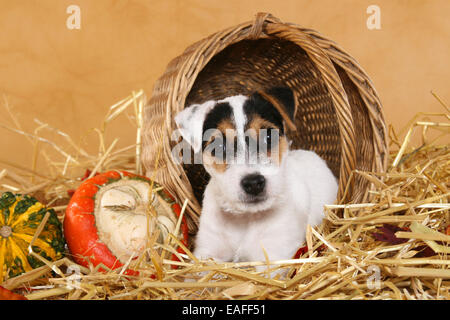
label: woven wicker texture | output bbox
[142,13,387,233]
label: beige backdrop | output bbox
[0,0,449,173]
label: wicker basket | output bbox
[142,13,388,233]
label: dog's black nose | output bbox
[241,174,266,196]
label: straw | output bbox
[0,91,448,300]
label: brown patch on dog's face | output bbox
[203,119,236,174]
[264,133,288,166]
[217,119,234,133]
[245,114,289,166]
[203,153,228,173]
[275,136,289,165]
[246,115,273,133]
[201,102,236,174]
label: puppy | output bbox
[175,87,338,266]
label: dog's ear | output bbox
[258,87,297,131]
[174,100,216,153]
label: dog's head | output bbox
[175,87,296,214]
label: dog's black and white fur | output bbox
[175,87,338,267]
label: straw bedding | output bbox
[0,90,448,300]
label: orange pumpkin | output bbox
[64,170,188,275]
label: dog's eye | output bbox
[210,139,226,158]
[262,128,279,150]
[220,142,226,155]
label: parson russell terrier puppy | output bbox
[174,87,338,268]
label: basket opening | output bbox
[183,38,342,205]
